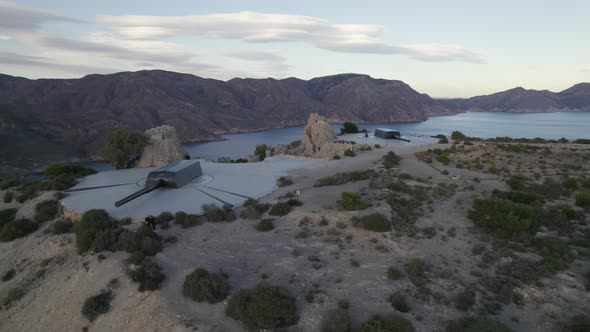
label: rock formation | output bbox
[272,113,370,159]
[137,125,187,167]
[299,113,337,156]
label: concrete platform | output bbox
[61,157,318,219]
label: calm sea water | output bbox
[184,112,590,160]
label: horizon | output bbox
[1,0,589,98]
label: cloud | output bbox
[15,32,217,74]
[224,50,290,75]
[403,44,486,63]
[0,51,112,73]
[99,11,485,63]
[0,0,83,32]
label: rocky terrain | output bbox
[439,83,590,113]
[1,69,588,172]
[0,71,447,170]
[137,125,187,168]
[1,138,589,331]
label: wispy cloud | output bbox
[224,50,290,76]
[0,0,83,32]
[0,1,485,80]
[99,11,486,63]
[0,51,112,73]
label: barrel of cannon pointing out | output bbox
[114,180,163,207]
[113,160,203,207]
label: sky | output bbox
[0,0,588,97]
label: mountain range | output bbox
[0,70,588,171]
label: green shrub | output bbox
[2,269,16,282]
[277,176,294,187]
[81,290,113,322]
[38,174,77,191]
[468,197,535,233]
[434,134,449,144]
[507,175,527,191]
[287,198,302,206]
[404,259,428,287]
[382,151,402,169]
[255,219,274,232]
[533,237,573,273]
[2,287,26,307]
[559,314,590,332]
[340,122,359,134]
[387,266,403,280]
[3,191,13,203]
[156,211,174,224]
[352,213,391,232]
[320,307,350,332]
[226,283,299,331]
[354,313,415,332]
[103,128,147,169]
[344,149,355,157]
[436,153,450,164]
[116,225,162,256]
[0,219,38,242]
[0,178,27,190]
[128,258,165,291]
[575,192,590,208]
[182,268,229,303]
[254,144,268,161]
[51,219,73,234]
[338,192,368,211]
[454,290,476,311]
[174,212,202,228]
[451,131,466,141]
[388,292,410,312]
[269,202,292,216]
[0,208,17,227]
[314,170,377,187]
[16,186,38,203]
[503,191,539,205]
[202,204,236,222]
[563,177,579,190]
[34,200,60,223]
[44,164,96,178]
[445,316,513,332]
[74,209,115,254]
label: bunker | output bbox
[145,160,203,188]
[374,128,410,142]
[114,160,203,207]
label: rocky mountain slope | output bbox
[439,83,590,113]
[0,71,447,169]
[0,69,588,170]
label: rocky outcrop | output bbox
[137,125,187,167]
[273,113,370,159]
[298,113,337,156]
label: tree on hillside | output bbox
[340,122,359,135]
[451,131,467,141]
[103,128,147,169]
[254,144,268,161]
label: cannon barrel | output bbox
[394,137,411,142]
[114,179,163,207]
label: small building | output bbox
[374,128,402,139]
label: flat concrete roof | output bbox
[61,157,318,219]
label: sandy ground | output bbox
[1,142,589,331]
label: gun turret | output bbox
[113,160,203,207]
